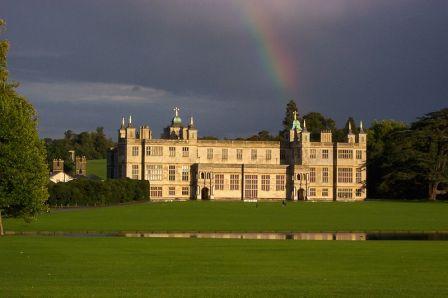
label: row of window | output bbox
[132,164,190,181]
[207,148,272,161]
[337,188,363,198]
[132,146,274,161]
[299,168,362,184]
[307,188,363,198]
[134,146,364,161]
[213,174,286,193]
[150,186,190,198]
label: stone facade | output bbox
[107,109,367,201]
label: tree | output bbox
[246,130,277,141]
[366,120,408,198]
[302,112,337,141]
[408,109,448,200]
[279,99,298,140]
[0,20,48,235]
[377,109,448,200]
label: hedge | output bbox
[47,178,149,207]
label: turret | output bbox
[52,159,64,174]
[358,121,367,145]
[118,116,126,139]
[187,116,198,142]
[301,119,310,143]
[126,115,136,139]
[165,107,184,139]
[347,122,356,144]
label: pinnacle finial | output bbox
[348,121,352,132]
[190,116,194,126]
[129,115,132,127]
[360,121,364,132]
[293,110,297,120]
[303,119,306,129]
[121,116,125,127]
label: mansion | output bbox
[107,108,366,201]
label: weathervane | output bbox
[173,107,180,117]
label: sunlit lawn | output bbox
[5,201,448,233]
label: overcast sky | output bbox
[3,0,448,139]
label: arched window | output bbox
[297,174,301,180]
[200,172,205,179]
[206,172,211,179]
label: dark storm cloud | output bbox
[2,0,448,139]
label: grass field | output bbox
[86,159,106,180]
[0,237,447,297]
[5,201,448,232]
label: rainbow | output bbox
[238,1,298,97]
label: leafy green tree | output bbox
[246,130,277,141]
[302,112,337,141]
[0,20,48,235]
[366,120,408,198]
[403,109,448,200]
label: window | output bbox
[169,165,176,181]
[310,149,316,159]
[148,146,163,156]
[237,149,243,160]
[338,150,353,159]
[182,166,189,181]
[132,165,139,179]
[261,175,270,191]
[169,147,176,157]
[132,146,139,156]
[338,168,353,183]
[356,189,362,197]
[150,186,162,198]
[276,175,285,191]
[322,168,329,183]
[251,149,257,160]
[182,187,189,196]
[356,150,362,160]
[266,149,272,161]
[244,175,258,199]
[338,188,353,199]
[309,168,316,183]
[230,174,239,190]
[322,188,329,197]
[322,149,329,159]
[356,168,362,183]
[309,188,316,197]
[222,148,228,161]
[182,147,189,157]
[207,148,213,160]
[169,187,175,196]
[146,164,162,181]
[215,174,224,190]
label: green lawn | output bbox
[5,201,448,233]
[0,237,447,297]
[87,159,106,179]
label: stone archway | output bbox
[201,187,210,200]
[297,188,305,201]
